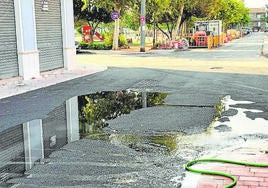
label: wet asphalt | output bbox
[2,32,268,187]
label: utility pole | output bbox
[140,0,146,52]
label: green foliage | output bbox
[79,41,89,49]
[104,32,113,46]
[73,0,113,43]
[78,41,112,50]
[150,134,178,152]
[214,98,225,118]
[79,91,168,133]
[119,34,129,46]
[75,26,83,35]
[147,93,168,107]
[121,11,140,30]
[206,0,249,28]
[88,42,112,50]
[74,19,88,29]
[103,32,129,47]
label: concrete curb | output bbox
[0,63,107,99]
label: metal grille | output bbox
[0,125,25,183]
[130,79,160,91]
[42,103,67,158]
[0,0,19,79]
[35,0,64,72]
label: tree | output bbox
[73,0,112,43]
[207,0,249,30]
[79,91,168,134]
[96,0,137,50]
[144,0,209,40]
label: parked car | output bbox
[252,26,260,32]
[242,27,251,35]
[75,41,81,53]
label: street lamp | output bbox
[140,0,146,52]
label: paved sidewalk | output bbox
[0,62,107,99]
[195,145,268,188]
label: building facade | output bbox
[249,8,267,30]
[0,0,78,184]
[0,0,76,80]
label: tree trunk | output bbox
[172,3,184,40]
[90,27,95,43]
[113,18,120,50]
[112,2,121,50]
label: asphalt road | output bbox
[3,32,268,187]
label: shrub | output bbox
[79,41,89,49]
[88,42,112,50]
[104,32,113,46]
[119,34,128,47]
[103,32,129,48]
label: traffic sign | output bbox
[111,11,120,20]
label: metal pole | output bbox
[142,92,147,108]
[140,0,146,52]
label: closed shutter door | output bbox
[42,103,67,158]
[0,125,25,183]
[0,0,19,79]
[35,0,64,72]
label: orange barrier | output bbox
[184,34,225,49]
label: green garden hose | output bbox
[185,151,268,188]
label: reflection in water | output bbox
[78,91,184,155]
[1,91,266,187]
[0,91,168,186]
[0,97,79,187]
[79,91,168,137]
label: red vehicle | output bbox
[194,31,208,46]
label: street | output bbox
[2,32,268,187]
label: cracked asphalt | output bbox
[2,32,268,187]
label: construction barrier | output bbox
[184,34,226,49]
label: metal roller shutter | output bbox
[42,103,67,158]
[0,0,19,79]
[35,0,64,72]
[0,125,25,184]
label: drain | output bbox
[210,67,223,70]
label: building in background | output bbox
[0,0,76,80]
[248,7,267,31]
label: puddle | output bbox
[0,90,168,187]
[2,92,267,187]
[109,133,183,155]
[79,90,168,137]
[79,91,181,155]
[214,95,268,135]
[179,95,268,187]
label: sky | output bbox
[244,0,268,8]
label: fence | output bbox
[183,34,226,49]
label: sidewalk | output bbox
[0,62,107,99]
[192,143,268,188]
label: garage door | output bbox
[0,125,25,183]
[0,0,19,79]
[42,103,68,158]
[35,0,64,72]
